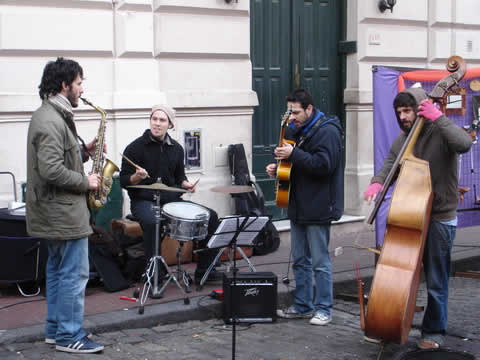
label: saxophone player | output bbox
[26,57,104,354]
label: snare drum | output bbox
[162,202,210,242]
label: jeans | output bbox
[422,220,455,336]
[131,199,219,274]
[290,222,332,315]
[45,237,89,345]
[131,199,163,261]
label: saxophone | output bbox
[81,97,120,209]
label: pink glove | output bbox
[364,182,382,201]
[417,100,442,122]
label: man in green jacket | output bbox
[364,87,472,348]
[26,57,104,354]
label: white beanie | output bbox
[151,104,175,129]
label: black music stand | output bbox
[203,215,269,360]
[197,216,266,289]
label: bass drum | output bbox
[162,202,210,242]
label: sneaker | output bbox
[309,312,331,326]
[45,333,93,345]
[417,335,444,349]
[56,336,104,353]
[276,305,313,319]
[363,335,382,344]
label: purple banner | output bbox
[372,65,480,246]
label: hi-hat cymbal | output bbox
[210,185,254,194]
[128,183,187,193]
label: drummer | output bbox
[119,104,222,286]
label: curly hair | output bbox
[38,57,83,100]
[286,88,315,110]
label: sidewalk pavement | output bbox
[1,218,479,351]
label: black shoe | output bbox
[194,269,223,285]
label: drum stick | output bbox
[354,243,381,255]
[192,178,200,190]
[120,153,150,178]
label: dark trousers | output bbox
[130,199,219,275]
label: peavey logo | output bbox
[244,287,260,297]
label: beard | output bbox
[65,87,78,108]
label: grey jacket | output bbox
[372,87,472,221]
[26,100,92,240]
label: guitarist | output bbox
[266,88,344,326]
[364,88,472,348]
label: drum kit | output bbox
[128,181,254,313]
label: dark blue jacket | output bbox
[287,109,344,224]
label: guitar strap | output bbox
[296,114,332,148]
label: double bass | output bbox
[363,56,467,344]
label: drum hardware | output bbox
[210,185,254,194]
[135,182,191,314]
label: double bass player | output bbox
[364,87,472,349]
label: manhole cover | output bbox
[395,349,475,360]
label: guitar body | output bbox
[275,158,292,208]
[275,108,294,208]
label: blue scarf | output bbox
[288,108,324,136]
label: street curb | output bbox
[1,255,479,346]
[0,277,373,346]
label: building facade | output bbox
[1,0,479,218]
[345,0,480,216]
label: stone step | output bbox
[274,214,372,240]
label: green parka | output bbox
[26,100,92,240]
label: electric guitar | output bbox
[275,106,295,208]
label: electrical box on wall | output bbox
[184,130,201,170]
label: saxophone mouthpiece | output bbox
[80,97,90,106]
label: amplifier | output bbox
[222,271,277,324]
[0,209,47,283]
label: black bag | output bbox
[88,225,130,292]
[89,243,130,292]
[227,144,280,256]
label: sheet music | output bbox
[207,216,269,249]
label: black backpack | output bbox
[227,144,280,256]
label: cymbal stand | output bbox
[138,189,166,313]
[156,241,191,304]
[175,241,192,293]
[150,189,190,304]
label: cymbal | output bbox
[210,185,254,194]
[128,183,187,193]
